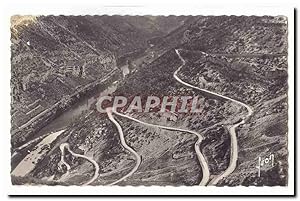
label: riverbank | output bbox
[11,69,121,149]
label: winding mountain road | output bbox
[209,121,244,185]
[56,48,252,186]
[174,49,253,185]
[106,107,142,185]
[174,49,253,117]
[59,143,100,186]
[108,107,210,186]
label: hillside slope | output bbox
[11,15,288,186]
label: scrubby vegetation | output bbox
[11,16,288,186]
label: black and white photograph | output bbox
[1,1,296,196]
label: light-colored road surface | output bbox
[26,48,252,186]
[109,107,210,186]
[106,107,142,185]
[59,143,100,186]
[174,49,253,185]
[174,49,253,117]
[209,121,244,185]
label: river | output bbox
[11,81,119,173]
